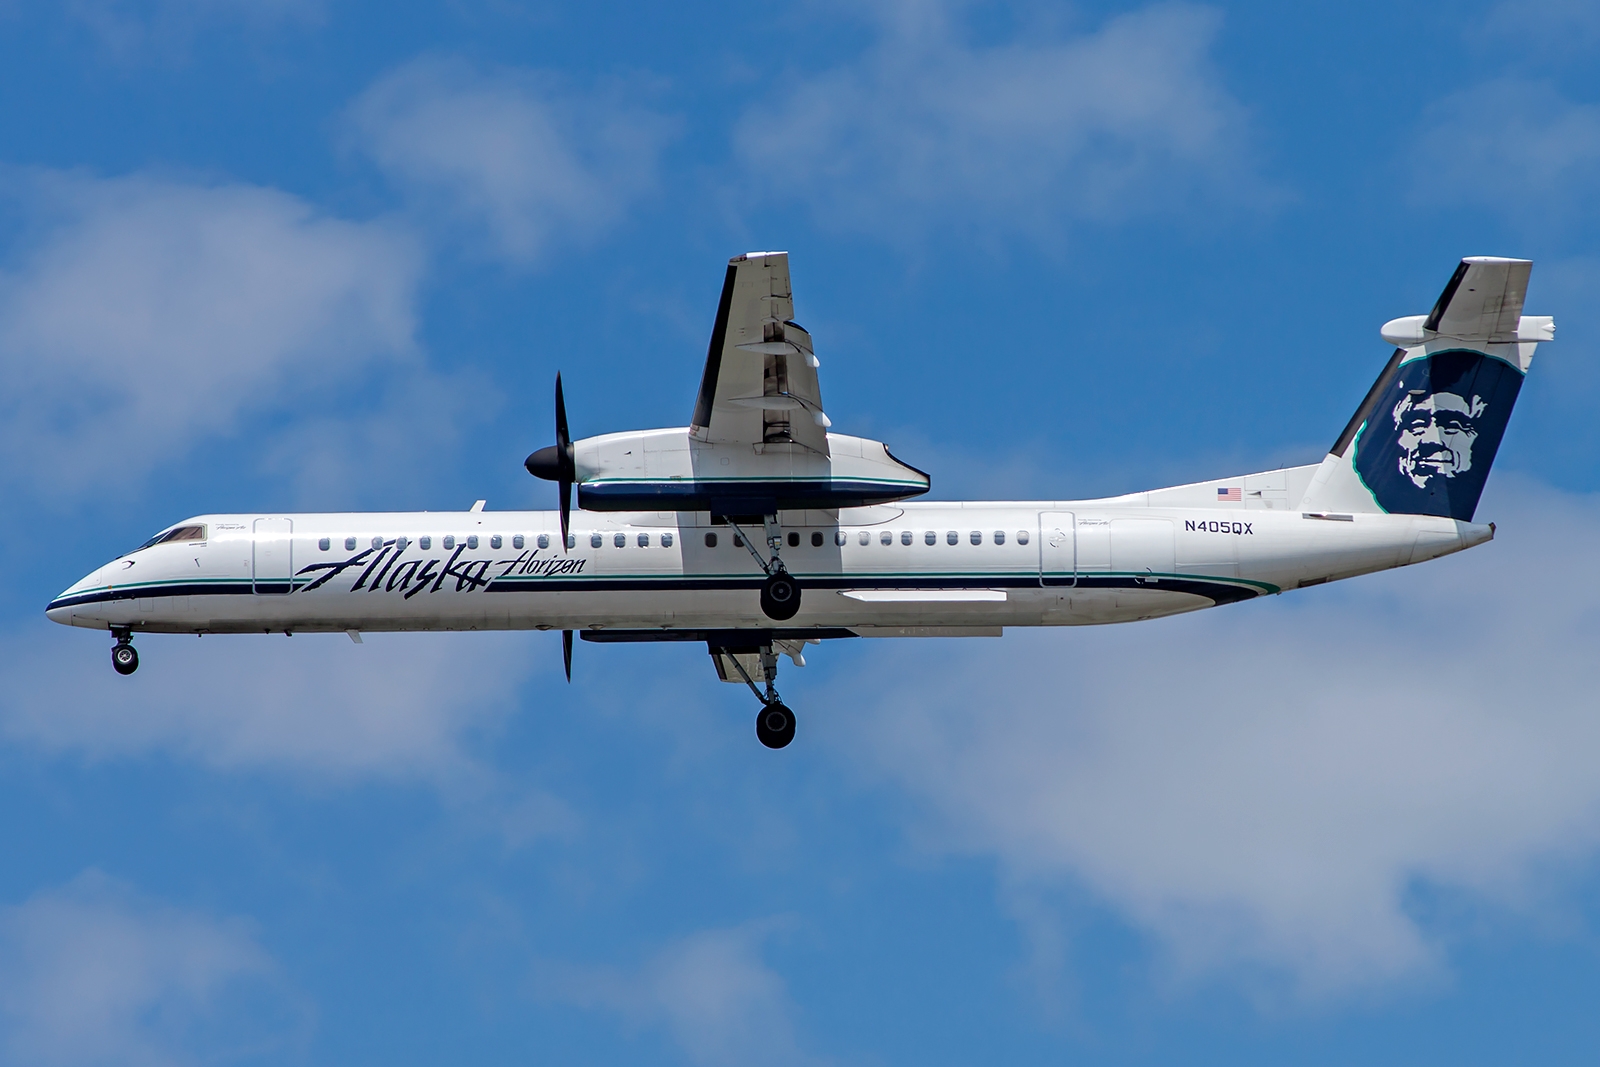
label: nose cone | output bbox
[46,565,107,627]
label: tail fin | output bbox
[1298,257,1554,521]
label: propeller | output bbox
[524,372,576,550]
[562,629,573,683]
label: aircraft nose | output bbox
[45,565,105,627]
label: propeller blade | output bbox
[562,629,573,683]
[554,372,570,457]
[559,478,571,551]
[555,373,574,551]
[527,373,577,550]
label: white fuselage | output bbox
[46,487,1492,638]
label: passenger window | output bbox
[396,536,409,551]
[901,531,912,546]
[637,533,649,547]
[371,536,383,550]
[947,531,958,545]
[970,531,982,545]
[345,536,357,551]
[881,531,893,545]
[444,535,456,549]
[318,537,330,552]
[513,534,525,550]
[813,532,825,547]
[835,531,847,546]
[491,534,502,549]
[468,535,479,550]
[860,531,871,546]
[1017,530,1030,545]
[733,535,744,547]
[420,536,431,550]
[662,532,674,548]
[591,533,603,548]
[705,532,718,548]
[994,530,1005,545]
[613,532,626,548]
[925,531,936,546]
[536,534,548,549]
[787,532,800,548]
[566,534,575,549]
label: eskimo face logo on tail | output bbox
[1353,349,1523,521]
[1394,389,1486,487]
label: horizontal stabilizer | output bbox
[1393,257,1532,343]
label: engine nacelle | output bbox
[563,427,929,515]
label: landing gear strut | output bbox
[727,514,802,621]
[110,628,138,676]
[720,643,797,749]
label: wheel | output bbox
[759,572,801,621]
[755,702,796,749]
[111,644,139,676]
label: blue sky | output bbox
[2,1,1600,1063]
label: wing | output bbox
[690,252,830,455]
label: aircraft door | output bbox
[1038,511,1076,587]
[252,517,293,594]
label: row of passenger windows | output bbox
[317,533,567,552]
[316,529,1033,552]
[699,529,1031,548]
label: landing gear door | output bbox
[253,517,293,594]
[1038,511,1076,587]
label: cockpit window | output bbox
[136,524,207,550]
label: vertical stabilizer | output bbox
[1298,257,1553,521]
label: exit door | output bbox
[1038,511,1076,587]
[253,517,293,594]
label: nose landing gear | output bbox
[110,628,138,675]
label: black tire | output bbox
[759,572,801,621]
[755,702,796,749]
[111,644,139,676]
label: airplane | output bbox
[47,253,1553,749]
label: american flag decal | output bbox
[1218,487,1242,501]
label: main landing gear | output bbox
[110,628,138,676]
[719,643,797,749]
[727,515,802,622]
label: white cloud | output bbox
[0,871,299,1066]
[346,57,676,263]
[833,478,1600,998]
[734,2,1261,237]
[535,923,817,1067]
[1414,78,1600,219]
[0,171,423,497]
[0,626,544,786]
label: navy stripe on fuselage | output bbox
[48,572,1269,613]
[47,582,256,611]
